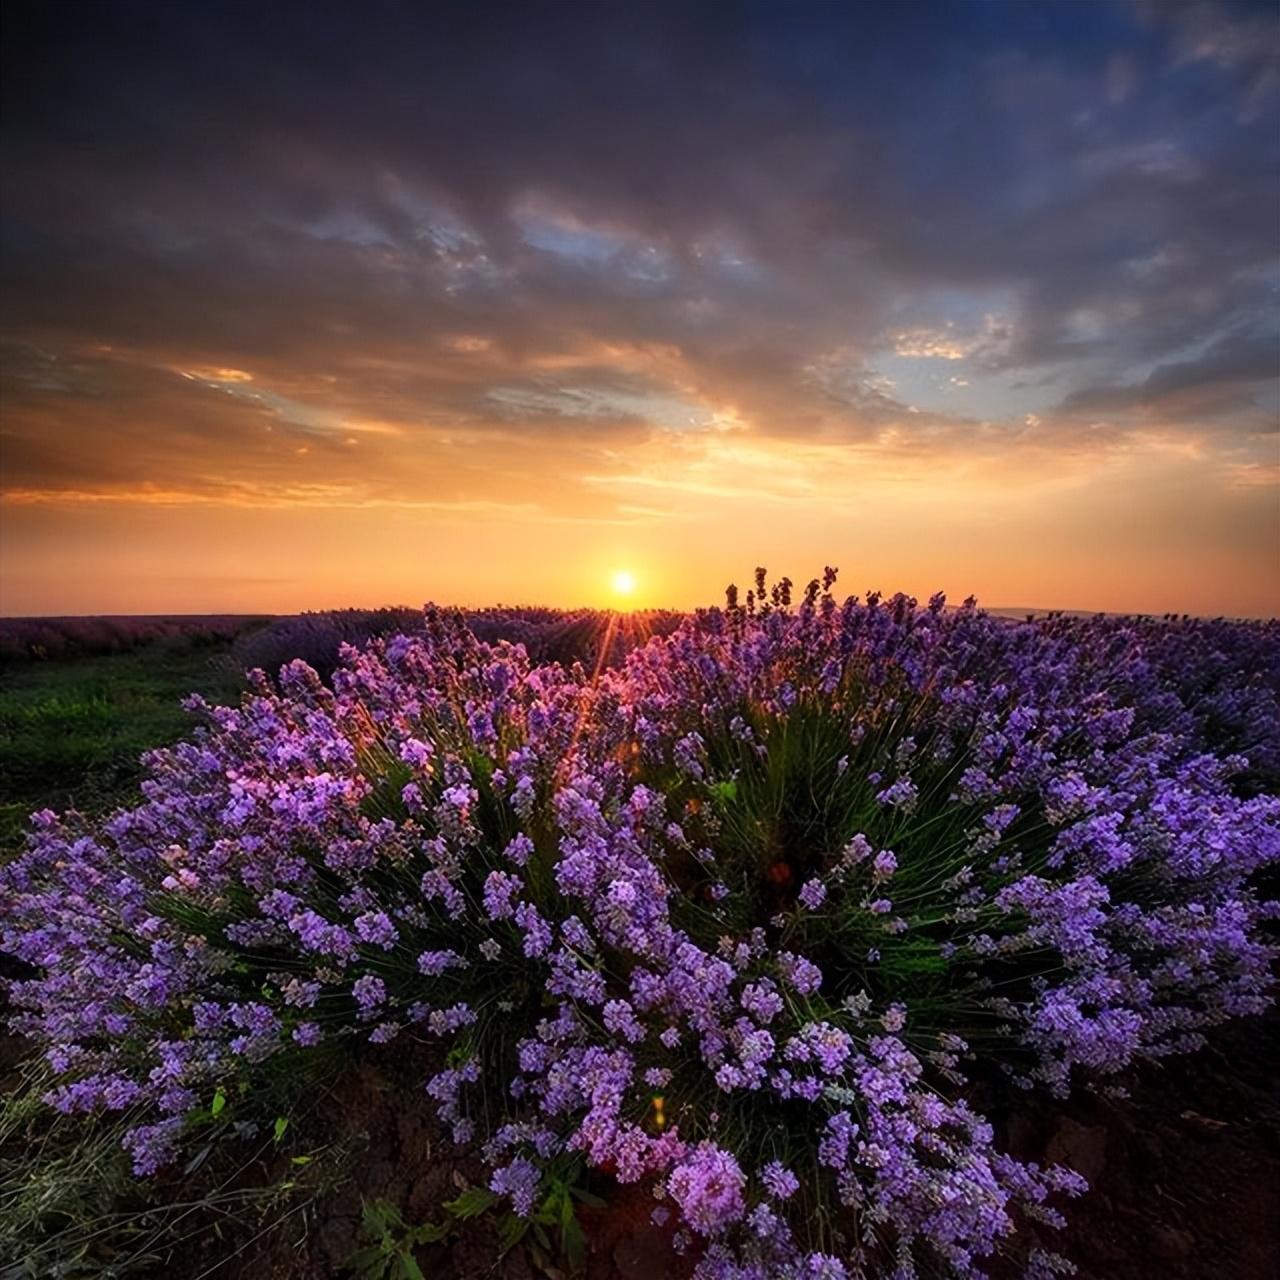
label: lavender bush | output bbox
[3,574,1277,1279]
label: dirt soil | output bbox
[1004,1009,1280,1280]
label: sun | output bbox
[611,569,637,598]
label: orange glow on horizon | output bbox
[0,407,1276,620]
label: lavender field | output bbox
[2,571,1277,1279]
[5,0,1278,1274]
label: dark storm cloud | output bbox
[1059,326,1280,423]
[0,0,1276,501]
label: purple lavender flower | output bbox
[417,948,466,976]
[667,1143,747,1236]
[761,1160,799,1200]
[121,1119,183,1175]
[777,951,823,995]
[490,1156,540,1216]
[514,903,552,958]
[352,974,387,1017]
[504,833,534,866]
[875,777,918,813]
[804,1254,849,1280]
[354,910,398,949]
[797,879,827,911]
[740,979,784,1025]
[603,999,646,1044]
[483,869,521,921]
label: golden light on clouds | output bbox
[180,367,255,383]
[2,409,1274,619]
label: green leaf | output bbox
[444,1186,498,1219]
[881,942,949,975]
[210,1088,226,1117]
[273,1115,290,1143]
[346,1244,387,1275]
[362,1198,393,1239]
[290,1154,313,1166]
[408,1221,450,1245]
[444,1041,474,1068]
[497,1211,531,1255]
[562,1214,587,1273]
[569,1188,607,1209]
[395,1255,426,1280]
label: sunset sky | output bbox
[1,0,1277,617]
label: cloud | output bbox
[1135,0,1280,121]
[2,1,1274,449]
[1058,326,1279,424]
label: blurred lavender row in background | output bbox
[0,606,686,676]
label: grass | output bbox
[0,1052,348,1280]
[0,640,249,850]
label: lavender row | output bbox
[0,614,268,663]
[231,606,683,680]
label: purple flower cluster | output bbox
[668,1143,747,1235]
[2,576,1276,1279]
